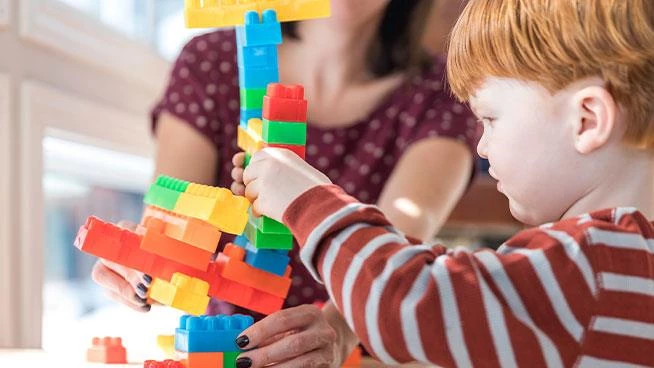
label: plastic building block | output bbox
[238,65,279,88]
[142,206,222,253]
[239,87,267,109]
[244,221,294,250]
[247,117,263,137]
[140,222,213,271]
[74,216,143,264]
[342,346,362,367]
[237,125,264,155]
[263,142,306,159]
[184,0,331,28]
[235,10,282,47]
[237,44,279,70]
[221,244,292,297]
[148,273,210,316]
[244,152,252,167]
[144,176,190,210]
[175,314,254,353]
[174,183,250,235]
[86,337,127,364]
[249,209,290,234]
[223,352,240,368]
[210,253,286,315]
[156,335,176,358]
[262,119,307,145]
[245,244,290,276]
[143,359,185,368]
[262,84,308,122]
[183,352,224,368]
[233,234,249,247]
[240,107,262,127]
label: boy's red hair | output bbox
[447,0,654,148]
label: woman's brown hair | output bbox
[282,0,434,77]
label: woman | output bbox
[91,0,478,366]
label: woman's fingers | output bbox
[236,305,322,350]
[99,259,145,290]
[116,220,138,232]
[238,329,332,367]
[93,262,150,309]
[106,290,151,313]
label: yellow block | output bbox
[156,335,175,358]
[173,183,250,235]
[147,273,210,316]
[184,0,331,28]
[237,124,263,155]
[248,118,263,138]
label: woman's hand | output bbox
[233,148,331,222]
[234,304,343,368]
[90,220,153,312]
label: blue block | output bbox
[238,66,279,89]
[236,10,282,47]
[175,314,254,353]
[237,44,279,69]
[233,234,249,247]
[245,243,290,276]
[240,108,262,127]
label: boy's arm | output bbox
[283,184,598,367]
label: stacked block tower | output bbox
[74,1,332,366]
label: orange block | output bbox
[182,352,223,368]
[86,337,127,364]
[142,206,222,253]
[210,253,285,315]
[139,222,213,271]
[220,244,291,298]
[342,346,362,367]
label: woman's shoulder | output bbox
[175,30,238,79]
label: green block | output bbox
[244,152,251,168]
[143,175,190,210]
[249,209,290,234]
[262,119,307,145]
[223,351,239,368]
[240,88,266,109]
[244,221,293,250]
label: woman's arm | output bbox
[153,112,218,184]
[377,138,473,241]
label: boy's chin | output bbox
[508,200,541,226]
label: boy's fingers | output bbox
[232,152,245,166]
[231,167,244,182]
[236,305,321,350]
[244,179,261,203]
[231,182,245,196]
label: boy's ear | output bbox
[572,86,617,154]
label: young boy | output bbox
[232,0,654,366]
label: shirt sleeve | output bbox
[150,31,239,147]
[283,184,598,367]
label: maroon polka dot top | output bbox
[151,30,479,316]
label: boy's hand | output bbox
[239,148,331,223]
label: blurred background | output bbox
[0,0,521,361]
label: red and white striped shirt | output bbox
[283,185,654,367]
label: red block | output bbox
[86,337,127,364]
[262,83,308,122]
[264,143,306,159]
[143,359,184,368]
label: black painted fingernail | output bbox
[134,293,148,304]
[141,304,151,312]
[236,357,252,368]
[236,335,250,349]
[143,274,152,286]
[136,283,148,298]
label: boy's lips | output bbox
[488,167,502,192]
